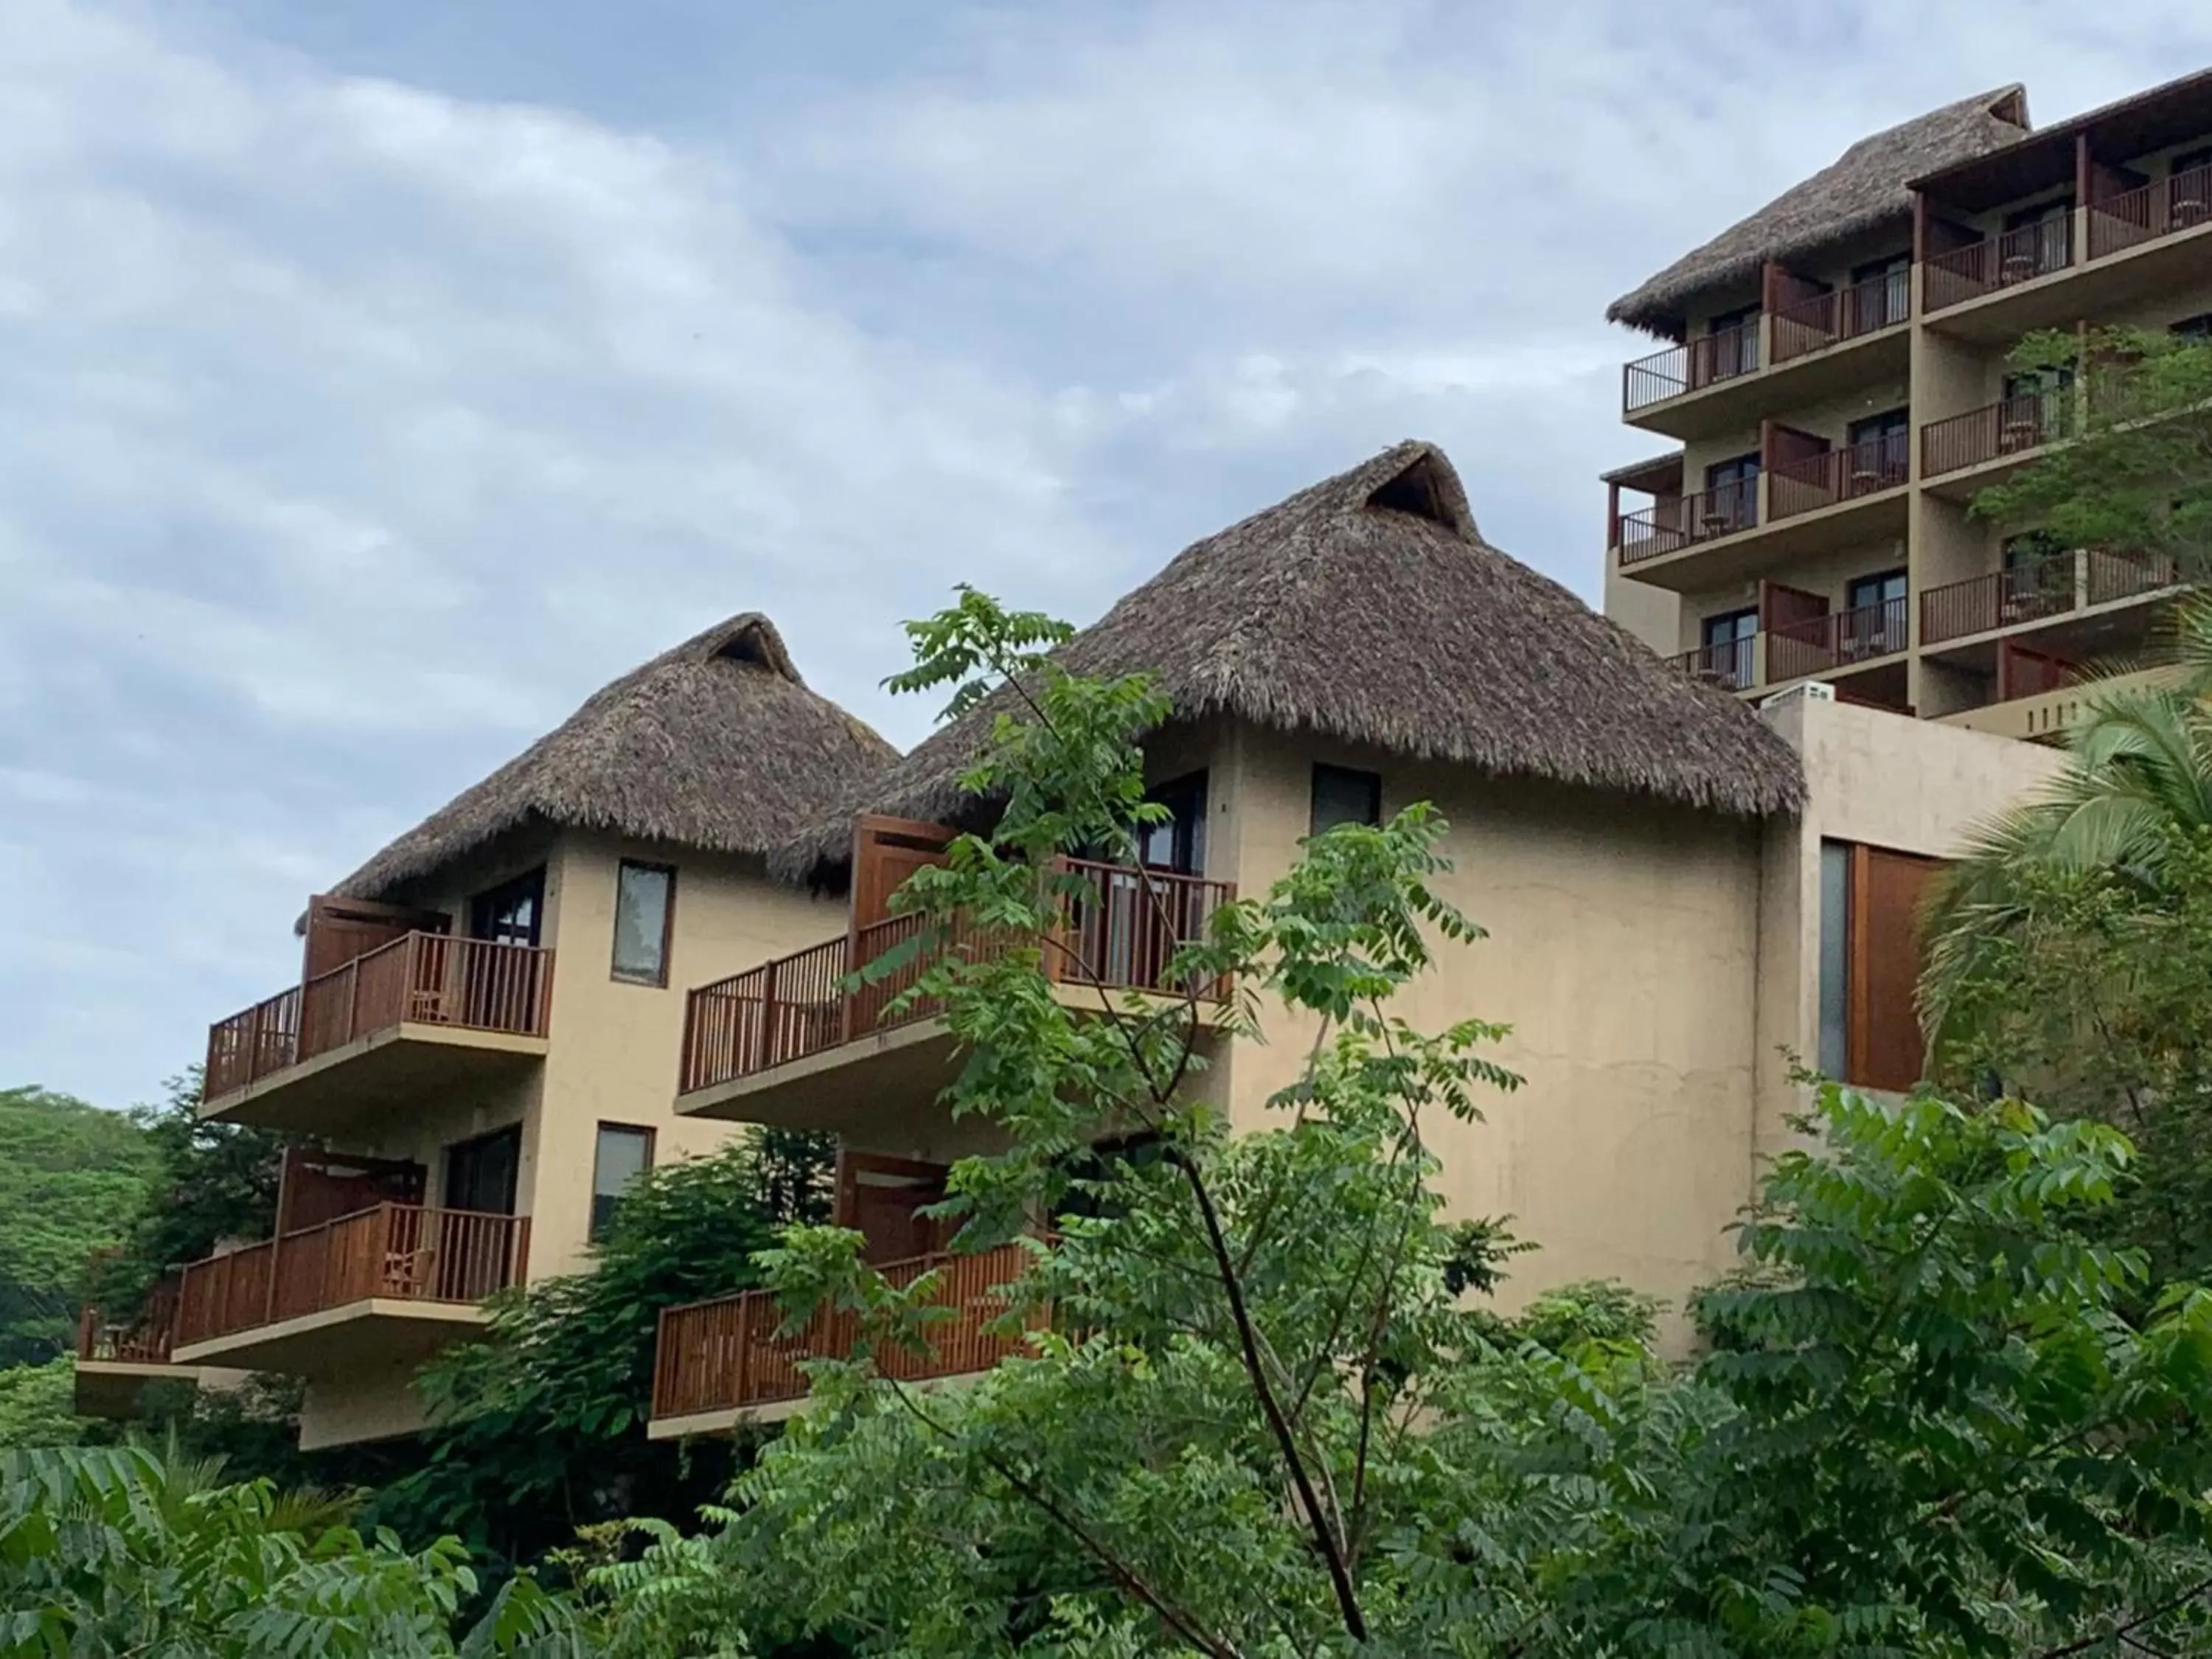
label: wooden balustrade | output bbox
[653,1240,1039,1419]
[1620,319,1760,414]
[1767,434,1908,522]
[1618,478,1759,566]
[1919,391,2071,479]
[1923,216,2074,313]
[1770,269,1911,364]
[1666,639,1756,691]
[76,1278,181,1365]
[679,862,1235,1095]
[1767,597,1908,684]
[172,1204,529,1349]
[1920,554,2079,645]
[2088,164,2212,260]
[2085,546,2181,607]
[204,933,554,1099]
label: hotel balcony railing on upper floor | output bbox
[678,859,1234,1098]
[1617,479,1758,568]
[204,933,554,1105]
[1621,318,1760,414]
[1920,390,2075,480]
[2088,163,2212,260]
[1766,433,1910,522]
[1921,548,2184,647]
[1769,269,1913,365]
[1923,216,2075,313]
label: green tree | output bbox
[0,1444,585,1657]
[580,591,2212,1657]
[1970,323,2212,566]
[0,1360,86,1451]
[375,1130,832,1576]
[0,1085,156,1368]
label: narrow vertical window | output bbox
[591,1124,655,1241]
[611,860,675,985]
[1817,840,1850,1079]
[1309,765,1383,837]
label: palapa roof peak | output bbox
[771,442,1804,886]
[330,612,898,903]
[1607,85,2030,338]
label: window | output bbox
[1846,408,1910,490]
[1703,452,1760,532]
[1695,305,1760,383]
[1138,771,1207,874]
[1815,840,1944,1092]
[1310,765,1382,837]
[1848,252,1910,331]
[2000,196,2073,281]
[444,1125,521,1215]
[1699,608,1757,689]
[589,1124,654,1241]
[1846,568,1906,612]
[611,860,675,985]
[470,867,546,947]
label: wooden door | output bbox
[848,816,958,1036]
[1848,846,1942,1093]
[302,895,448,981]
[1760,580,1831,682]
[274,1147,425,1234]
[835,1151,950,1264]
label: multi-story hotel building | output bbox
[1603,69,2212,740]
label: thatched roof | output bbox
[330,614,897,902]
[1607,86,2029,337]
[772,442,1804,885]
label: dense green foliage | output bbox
[0,1088,157,1368]
[1970,324,2212,566]
[92,1071,286,1320]
[567,591,2212,1657]
[0,1444,583,1656]
[376,1130,833,1573]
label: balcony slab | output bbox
[201,1024,547,1133]
[173,1297,487,1376]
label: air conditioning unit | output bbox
[1759,681,1837,712]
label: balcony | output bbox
[1920,391,2073,496]
[1618,479,1759,568]
[203,933,552,1131]
[2088,163,2212,259]
[1937,667,2181,742]
[1767,433,1910,522]
[1668,597,1910,699]
[170,1203,527,1374]
[1921,548,2185,650]
[649,1240,1037,1436]
[70,1279,240,1417]
[1620,275,1911,442]
[675,859,1234,1138]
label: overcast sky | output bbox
[5,0,2209,1108]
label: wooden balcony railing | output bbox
[204,933,554,1100]
[1923,215,2075,313]
[1919,548,2184,647]
[1668,638,1756,691]
[2088,164,2212,260]
[76,1279,181,1366]
[652,1240,1038,1419]
[1617,479,1759,566]
[1767,434,1909,522]
[173,1203,528,1349]
[1767,596,1909,684]
[1920,391,2073,479]
[1770,270,1911,364]
[1621,319,1761,414]
[678,861,1234,1096]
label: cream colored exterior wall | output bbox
[293,827,846,1444]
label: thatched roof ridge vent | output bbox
[771,440,1805,886]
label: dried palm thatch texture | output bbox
[773,442,1804,886]
[330,613,897,902]
[1607,86,2028,338]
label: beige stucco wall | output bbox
[298,1354,434,1450]
[1206,722,1767,1336]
